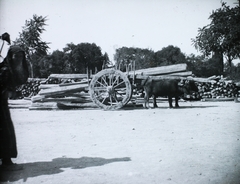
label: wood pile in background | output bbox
[195,76,240,101]
[13,78,45,99]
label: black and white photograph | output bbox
[0,0,240,183]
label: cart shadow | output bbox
[121,104,219,110]
[0,156,131,182]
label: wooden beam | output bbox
[128,63,187,76]
[31,95,92,103]
[49,74,88,79]
[135,75,216,83]
[38,83,89,97]
[169,71,192,77]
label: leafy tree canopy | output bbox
[192,2,240,68]
[64,42,108,73]
[114,47,155,71]
[154,45,186,66]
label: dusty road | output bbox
[1,101,240,184]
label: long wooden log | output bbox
[38,83,89,97]
[135,75,216,83]
[186,76,216,83]
[49,74,88,79]
[8,100,31,109]
[31,95,45,102]
[59,80,90,86]
[169,71,192,77]
[29,102,58,110]
[39,80,89,89]
[135,75,183,80]
[127,63,187,76]
[29,106,58,110]
[39,84,59,89]
[69,92,90,98]
[28,78,46,82]
[57,102,98,109]
[31,95,92,103]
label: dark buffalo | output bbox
[0,45,29,168]
[141,77,198,108]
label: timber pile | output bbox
[12,78,45,99]
[131,64,216,83]
[195,76,240,101]
[29,74,96,110]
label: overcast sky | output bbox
[0,0,238,62]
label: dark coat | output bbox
[0,46,28,159]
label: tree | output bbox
[224,62,240,80]
[192,2,240,72]
[186,54,223,77]
[114,47,154,71]
[102,52,111,69]
[36,50,72,78]
[154,45,186,66]
[14,14,50,77]
[63,43,77,73]
[63,43,107,74]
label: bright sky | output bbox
[0,0,238,62]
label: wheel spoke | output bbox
[113,80,125,89]
[101,96,108,104]
[109,94,113,106]
[96,80,107,88]
[108,73,113,86]
[95,92,105,99]
[112,75,120,87]
[100,75,109,87]
[112,95,119,103]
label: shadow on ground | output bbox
[0,156,131,182]
[121,104,219,110]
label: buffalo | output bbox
[0,44,29,169]
[141,77,198,108]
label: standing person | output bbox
[0,33,29,170]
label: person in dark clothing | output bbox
[0,33,29,170]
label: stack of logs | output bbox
[21,78,44,97]
[30,74,93,110]
[10,78,44,99]
[195,76,239,100]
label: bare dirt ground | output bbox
[1,100,240,184]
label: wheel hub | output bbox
[107,86,115,95]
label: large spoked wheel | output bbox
[89,69,132,110]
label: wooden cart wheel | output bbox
[89,68,132,110]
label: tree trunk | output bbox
[227,57,232,73]
[29,61,34,78]
[212,51,224,74]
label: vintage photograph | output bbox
[0,0,240,183]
